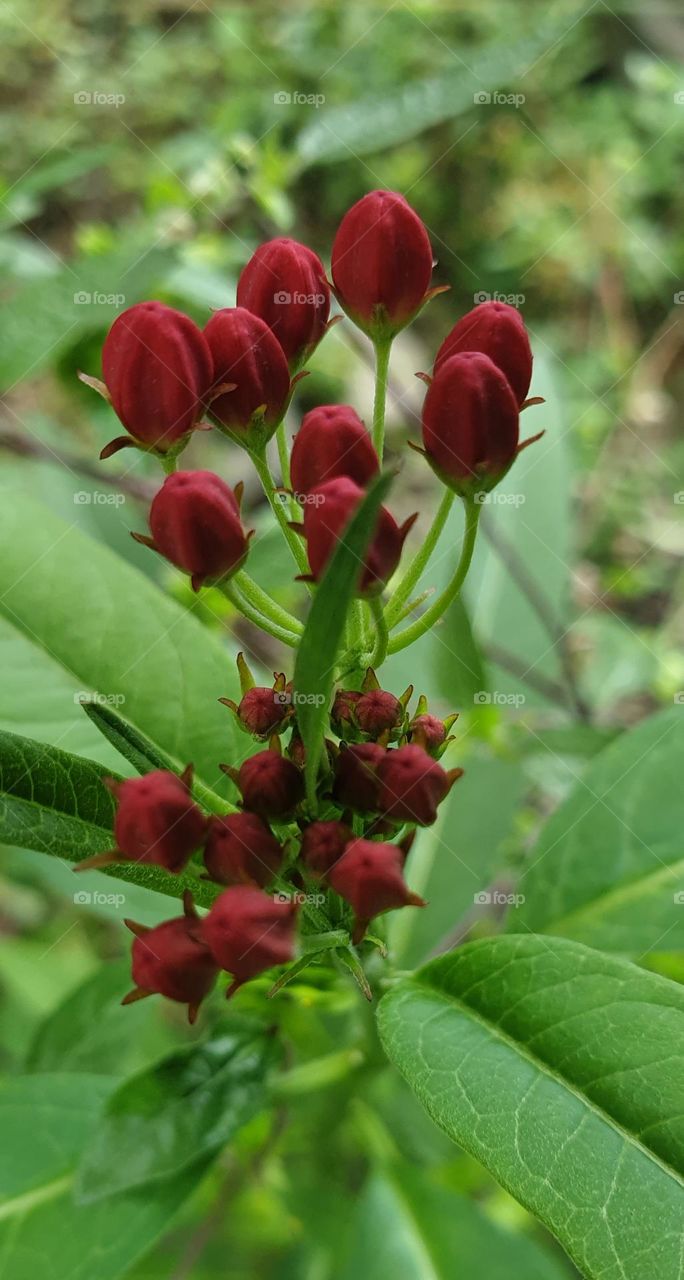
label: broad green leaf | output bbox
[0,494,242,795]
[344,1165,569,1280]
[76,1026,279,1202]
[516,708,684,951]
[378,935,684,1280]
[0,729,220,908]
[294,472,393,800]
[0,1073,210,1280]
[434,595,488,707]
[296,20,567,166]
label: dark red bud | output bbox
[409,713,447,753]
[111,769,206,871]
[201,885,298,993]
[101,302,213,453]
[204,307,290,443]
[377,744,450,826]
[233,747,304,819]
[354,689,403,738]
[331,190,433,338]
[434,301,532,407]
[237,687,291,738]
[203,812,283,887]
[303,477,414,597]
[290,405,378,497]
[237,238,330,370]
[125,913,217,1021]
[421,352,520,497]
[145,470,250,591]
[332,742,385,814]
[328,838,425,941]
[330,689,362,741]
[300,820,352,877]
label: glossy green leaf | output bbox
[0,729,219,908]
[378,935,684,1280]
[516,708,684,950]
[344,1165,569,1280]
[76,1026,279,1202]
[294,472,392,801]
[0,493,241,795]
[0,1073,210,1280]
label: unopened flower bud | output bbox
[290,405,378,497]
[237,238,330,370]
[303,477,415,596]
[332,742,385,814]
[330,689,362,741]
[204,307,290,445]
[201,885,298,994]
[223,744,304,820]
[434,301,533,407]
[408,698,458,757]
[377,744,459,826]
[203,812,283,887]
[135,471,250,592]
[300,820,352,878]
[123,899,217,1023]
[328,838,425,941]
[77,767,206,874]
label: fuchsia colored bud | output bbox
[328,838,425,942]
[421,352,530,498]
[302,477,415,596]
[135,470,251,592]
[203,812,283,888]
[223,743,304,820]
[123,900,217,1023]
[434,300,533,407]
[290,405,379,497]
[332,742,385,814]
[377,744,460,826]
[201,885,298,995]
[100,302,213,456]
[77,767,206,874]
[331,191,435,339]
[300,820,352,878]
[204,307,291,444]
[237,238,331,370]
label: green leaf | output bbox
[296,20,568,166]
[434,595,488,706]
[0,728,220,908]
[294,472,393,801]
[344,1165,569,1280]
[515,708,684,951]
[0,494,241,794]
[0,1073,210,1280]
[76,1026,279,1202]
[378,935,684,1280]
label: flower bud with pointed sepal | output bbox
[75,765,206,874]
[300,820,352,878]
[237,238,331,371]
[203,812,284,887]
[201,884,298,996]
[220,655,292,740]
[133,471,251,593]
[434,301,533,407]
[290,405,379,497]
[328,838,425,942]
[352,668,412,740]
[221,737,304,821]
[408,695,459,758]
[122,893,217,1023]
[332,741,385,814]
[377,744,462,826]
[204,307,291,448]
[302,477,416,597]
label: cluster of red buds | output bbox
[77,188,543,1018]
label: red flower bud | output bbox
[201,885,298,994]
[377,744,453,826]
[332,742,385,814]
[237,238,330,370]
[331,191,434,338]
[303,477,415,596]
[300,820,352,877]
[354,689,404,738]
[78,769,206,875]
[290,405,378,497]
[434,301,532,407]
[101,302,213,455]
[124,909,217,1022]
[421,352,521,497]
[409,713,446,752]
[204,307,290,444]
[235,687,291,739]
[330,689,362,741]
[203,812,283,887]
[140,470,250,592]
[328,838,425,941]
[226,746,304,820]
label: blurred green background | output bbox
[1,1,683,1276]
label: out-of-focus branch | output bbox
[0,426,156,504]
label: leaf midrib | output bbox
[534,852,684,938]
[0,784,112,842]
[400,977,684,1190]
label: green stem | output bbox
[222,581,300,648]
[250,448,311,584]
[386,488,455,627]
[388,498,481,654]
[372,338,392,461]
[369,596,389,667]
[161,453,178,475]
[234,569,303,635]
[276,420,291,490]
